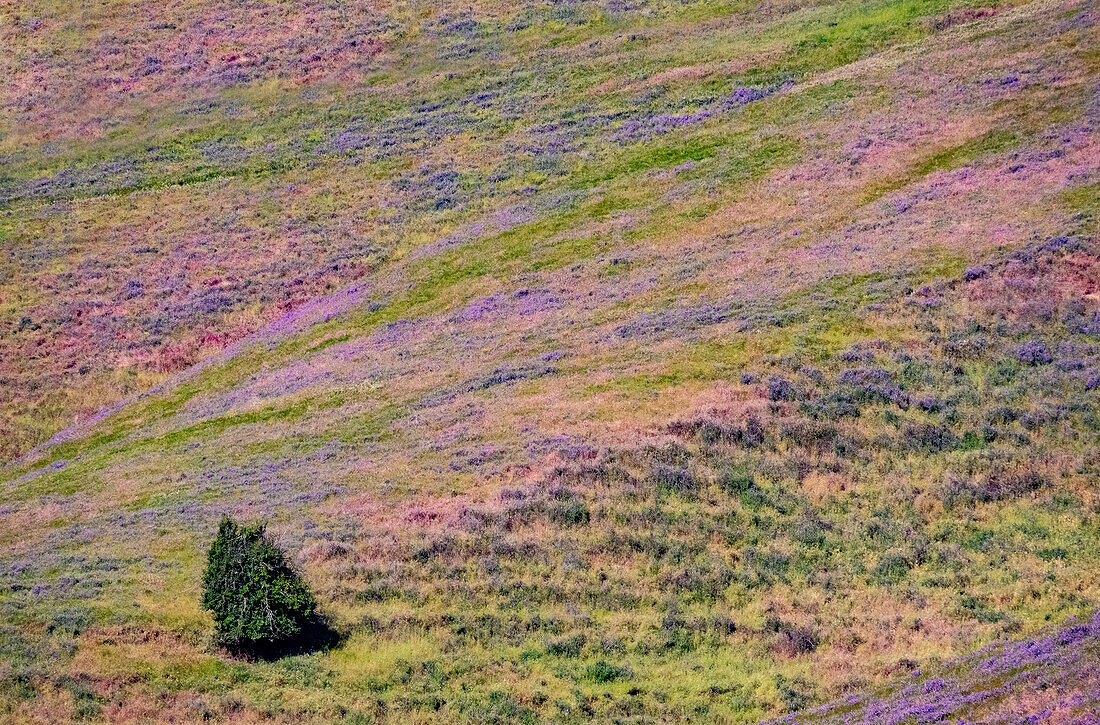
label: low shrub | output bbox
[1014,340,1052,365]
[549,500,591,526]
[766,375,798,402]
[546,634,586,657]
[873,551,913,584]
[770,621,819,656]
[202,516,332,656]
[718,467,755,494]
[586,660,634,683]
[652,464,698,497]
[903,422,956,453]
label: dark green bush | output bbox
[652,464,698,497]
[774,622,819,656]
[201,516,321,655]
[549,499,591,526]
[957,594,1004,623]
[718,467,754,494]
[873,551,913,584]
[66,678,101,721]
[546,633,586,657]
[902,422,956,453]
[586,660,633,682]
[776,674,815,711]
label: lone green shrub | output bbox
[201,516,319,654]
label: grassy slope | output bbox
[1,0,1099,721]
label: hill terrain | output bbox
[1,0,1098,721]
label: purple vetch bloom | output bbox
[454,295,501,323]
[613,110,715,142]
[962,266,988,281]
[766,375,797,402]
[765,614,1100,725]
[612,85,779,144]
[490,203,536,231]
[723,85,775,109]
[614,303,735,340]
[837,367,893,385]
[512,288,564,316]
[840,345,876,363]
[1014,339,1053,365]
[915,396,941,412]
[653,110,714,128]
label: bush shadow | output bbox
[222,614,346,661]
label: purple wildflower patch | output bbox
[1014,340,1053,365]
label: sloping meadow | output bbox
[0,0,1092,461]
[3,234,1099,721]
[0,0,1098,721]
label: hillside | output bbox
[1,0,1098,721]
[777,613,1100,724]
